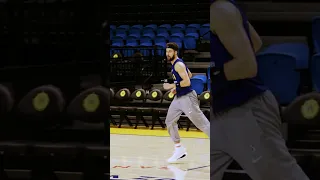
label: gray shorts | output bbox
[210,90,309,180]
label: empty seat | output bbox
[111,37,124,47]
[67,86,110,123]
[156,32,169,40]
[185,26,198,34]
[17,85,65,124]
[169,35,183,49]
[140,36,153,46]
[170,27,184,35]
[200,24,210,40]
[154,36,167,55]
[144,24,157,30]
[172,24,186,29]
[114,29,127,39]
[184,34,199,50]
[117,25,130,31]
[139,36,153,56]
[110,25,116,31]
[125,37,138,56]
[159,24,171,30]
[131,24,143,30]
[128,28,141,39]
[311,53,320,92]
[142,29,155,39]
[256,51,300,105]
[187,23,200,30]
[312,16,320,52]
[191,75,207,94]
[157,27,169,35]
[263,43,309,69]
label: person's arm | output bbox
[187,68,192,78]
[210,2,257,80]
[174,62,191,87]
[248,22,263,53]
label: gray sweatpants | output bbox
[165,90,210,142]
[211,90,309,180]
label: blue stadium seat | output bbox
[185,27,198,34]
[131,24,144,30]
[191,75,207,94]
[154,36,166,45]
[312,16,320,52]
[256,52,300,105]
[171,33,184,39]
[145,24,157,30]
[157,32,170,40]
[125,37,138,56]
[187,23,200,30]
[139,36,153,56]
[157,27,169,35]
[115,29,127,39]
[169,34,184,49]
[128,28,141,39]
[154,36,167,55]
[200,24,210,40]
[110,33,113,40]
[185,32,199,39]
[110,25,116,31]
[172,24,186,30]
[311,53,320,92]
[183,35,198,50]
[111,37,124,47]
[118,25,130,31]
[170,27,184,35]
[140,36,153,45]
[159,24,171,30]
[263,43,309,69]
[142,28,156,39]
[126,37,138,47]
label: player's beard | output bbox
[167,54,175,62]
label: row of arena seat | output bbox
[109,88,210,129]
[0,84,109,123]
[110,23,210,52]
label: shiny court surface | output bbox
[110,131,209,180]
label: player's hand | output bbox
[170,88,176,94]
[163,83,172,90]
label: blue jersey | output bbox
[210,0,268,113]
[171,59,193,97]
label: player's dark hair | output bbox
[166,42,179,51]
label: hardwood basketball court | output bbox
[110,128,209,180]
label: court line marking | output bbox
[185,165,210,171]
[110,128,208,138]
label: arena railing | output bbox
[110,46,169,87]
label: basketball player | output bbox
[163,42,210,163]
[210,0,309,180]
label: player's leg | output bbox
[180,90,210,137]
[165,97,185,163]
[221,90,309,180]
[211,108,234,180]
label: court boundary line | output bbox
[110,128,208,138]
[185,165,210,171]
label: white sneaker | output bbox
[167,165,187,180]
[167,147,187,163]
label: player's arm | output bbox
[187,68,192,78]
[210,2,257,80]
[175,62,191,87]
[248,22,263,53]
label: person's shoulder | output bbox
[211,0,238,16]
